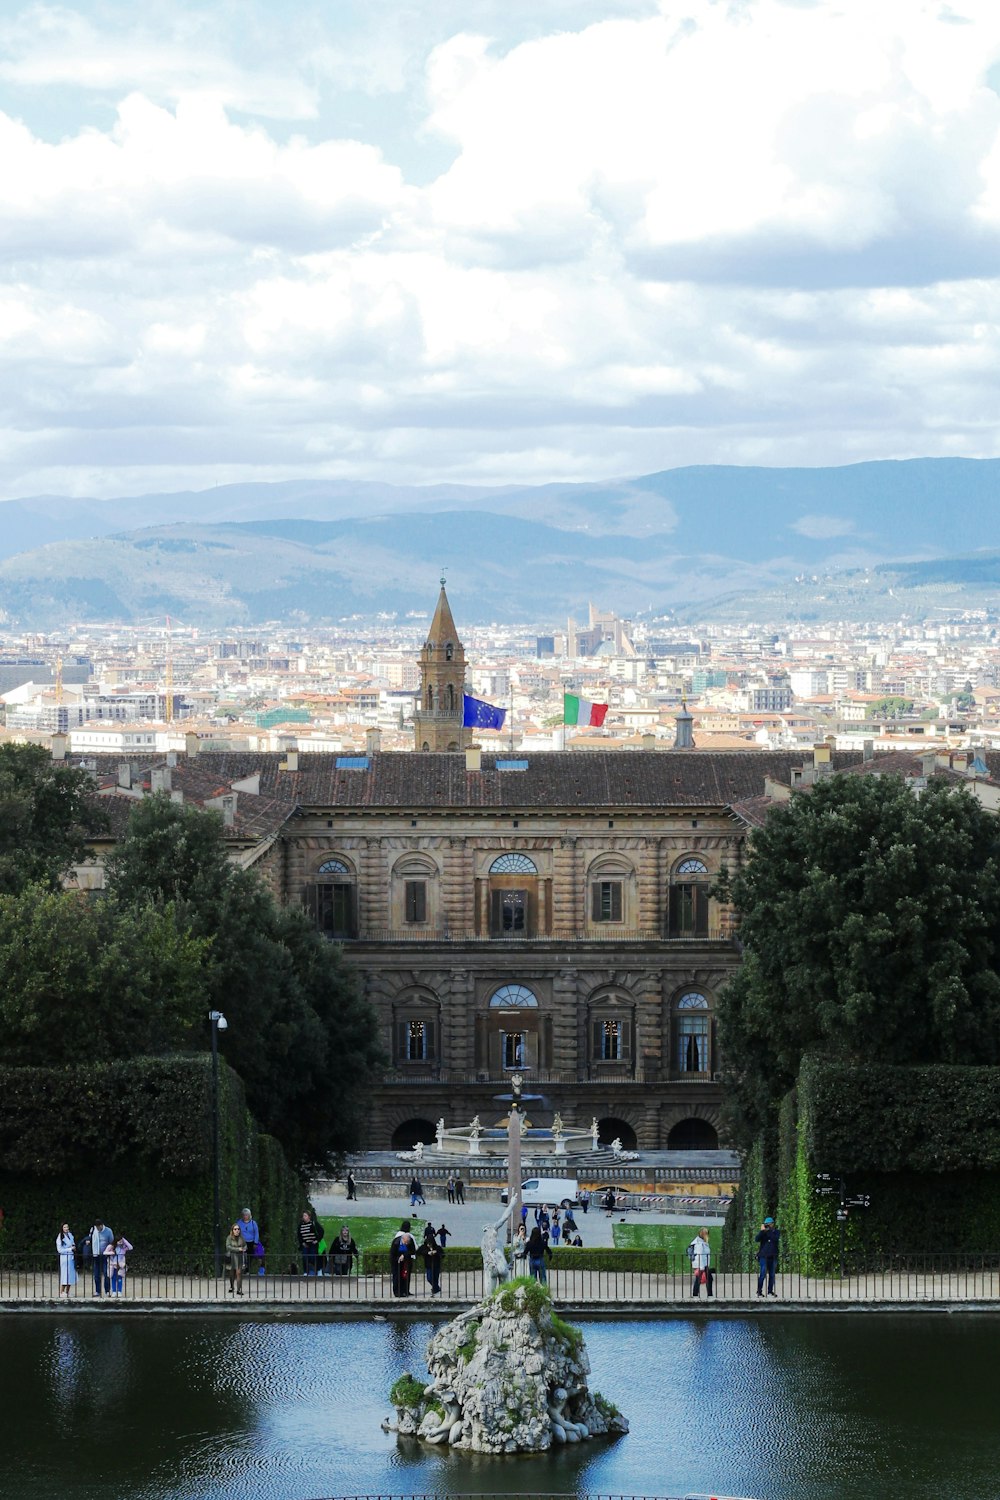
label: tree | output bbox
[0,743,105,895]
[0,887,207,1066]
[869,697,915,719]
[105,795,383,1169]
[716,774,1000,1145]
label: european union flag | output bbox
[463,692,507,731]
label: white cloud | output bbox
[1,0,1000,497]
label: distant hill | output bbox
[0,458,997,626]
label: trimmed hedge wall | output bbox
[0,1057,306,1265]
[355,1245,694,1274]
[735,1057,1000,1272]
[800,1057,1000,1174]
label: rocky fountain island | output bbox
[383,1277,628,1454]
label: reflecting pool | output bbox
[2,1312,998,1500]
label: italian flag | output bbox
[564,692,608,727]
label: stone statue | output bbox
[591,1117,600,1147]
[383,1280,629,1451]
[552,1111,564,1137]
[436,1117,446,1146]
[610,1137,639,1162]
[469,1114,482,1139]
[480,1208,512,1294]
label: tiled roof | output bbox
[69,748,864,810]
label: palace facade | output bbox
[70,585,864,1150]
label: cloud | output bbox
[1,0,1000,498]
[791,515,858,540]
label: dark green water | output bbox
[2,1313,998,1500]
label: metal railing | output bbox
[9,1252,999,1305]
[345,929,732,946]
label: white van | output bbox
[500,1176,579,1208]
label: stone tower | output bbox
[413,578,470,752]
[673,699,695,750]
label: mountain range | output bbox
[0,458,997,627]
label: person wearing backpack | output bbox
[688,1226,714,1298]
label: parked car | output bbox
[500,1176,579,1208]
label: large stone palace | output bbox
[68,584,875,1150]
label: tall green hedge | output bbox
[740,1057,1000,1271]
[0,1056,306,1265]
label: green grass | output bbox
[613,1222,723,1259]
[323,1215,434,1251]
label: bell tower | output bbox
[414,576,470,752]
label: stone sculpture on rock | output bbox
[383,1279,628,1453]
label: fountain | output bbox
[383,1278,628,1452]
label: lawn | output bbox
[613,1222,724,1260]
[319,1215,456,1250]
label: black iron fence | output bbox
[7,1251,1000,1304]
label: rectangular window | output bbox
[592,1017,632,1062]
[407,1020,427,1060]
[502,1031,526,1069]
[676,1017,709,1072]
[669,884,709,937]
[404,880,427,923]
[397,1017,436,1064]
[491,889,528,935]
[592,880,623,922]
[311,882,356,938]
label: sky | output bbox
[3,0,1000,498]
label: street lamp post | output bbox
[208,1010,228,1277]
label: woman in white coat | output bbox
[56,1223,77,1297]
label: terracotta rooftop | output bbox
[71,748,865,811]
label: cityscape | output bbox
[2,1,1000,1499]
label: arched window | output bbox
[674,991,710,1074]
[489,853,537,875]
[306,857,357,938]
[393,993,440,1068]
[445,643,454,660]
[392,854,437,927]
[669,858,710,936]
[489,984,538,1008]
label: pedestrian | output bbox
[455,1177,465,1204]
[330,1224,359,1276]
[603,1188,616,1216]
[104,1234,133,1297]
[56,1223,77,1298]
[298,1210,323,1276]
[755,1217,780,1297]
[409,1175,425,1207]
[563,1209,578,1234]
[87,1219,114,1297]
[550,1217,561,1248]
[237,1208,262,1276]
[389,1220,417,1297]
[571,1233,584,1247]
[225,1223,246,1296]
[526,1226,550,1285]
[437,1223,451,1248]
[579,1188,590,1215]
[512,1223,528,1266]
[421,1224,443,1295]
[689,1227,714,1299]
[520,1203,528,1228]
[346,1170,357,1202]
[446,1176,456,1204]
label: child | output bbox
[104,1234,133,1297]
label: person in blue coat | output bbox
[755,1217,781,1297]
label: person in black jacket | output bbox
[755,1217,781,1297]
[330,1224,359,1276]
[298,1211,323,1277]
[420,1224,443,1294]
